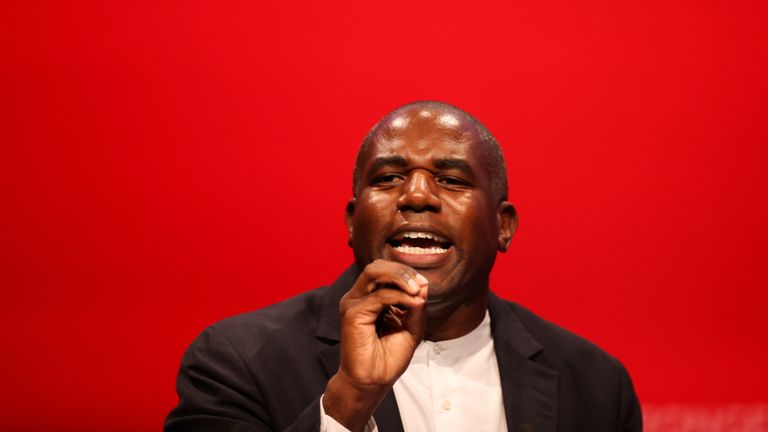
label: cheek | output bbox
[442,191,475,212]
[353,192,398,236]
[443,193,497,225]
[356,191,397,219]
[363,191,395,209]
[443,194,499,245]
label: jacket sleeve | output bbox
[618,363,643,432]
[164,326,322,432]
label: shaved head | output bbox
[353,101,508,203]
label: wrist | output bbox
[323,372,389,432]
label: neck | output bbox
[423,292,488,342]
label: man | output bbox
[165,101,642,431]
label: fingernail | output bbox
[408,278,421,292]
[415,274,428,285]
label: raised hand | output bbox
[323,259,428,431]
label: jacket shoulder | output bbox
[496,299,642,429]
[503,300,627,373]
[204,285,333,354]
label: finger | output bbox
[366,288,425,311]
[402,285,428,339]
[379,307,404,328]
[345,288,425,322]
[380,304,407,325]
[362,260,426,295]
[349,260,428,298]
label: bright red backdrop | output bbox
[2,1,767,430]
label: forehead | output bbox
[364,108,486,164]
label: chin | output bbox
[422,279,469,307]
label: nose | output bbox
[396,170,441,213]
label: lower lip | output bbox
[386,244,453,267]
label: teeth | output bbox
[400,231,447,242]
[394,245,449,255]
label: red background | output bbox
[2,1,767,430]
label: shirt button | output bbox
[433,344,443,355]
[441,399,452,411]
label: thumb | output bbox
[402,285,428,342]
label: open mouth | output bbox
[387,231,453,255]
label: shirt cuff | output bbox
[319,394,377,432]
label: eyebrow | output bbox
[433,157,474,176]
[367,155,475,177]
[368,155,408,172]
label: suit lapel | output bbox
[315,265,405,432]
[373,391,405,432]
[489,293,559,432]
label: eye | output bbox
[373,173,405,185]
[436,176,469,187]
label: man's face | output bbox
[346,107,515,313]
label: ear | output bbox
[496,201,518,253]
[345,198,356,247]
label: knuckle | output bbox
[338,302,348,315]
[364,260,383,275]
[338,294,354,312]
[339,301,359,318]
[371,291,389,304]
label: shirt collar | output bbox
[415,310,492,359]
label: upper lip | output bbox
[387,224,453,246]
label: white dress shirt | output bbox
[321,311,506,432]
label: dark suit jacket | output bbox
[165,267,642,431]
